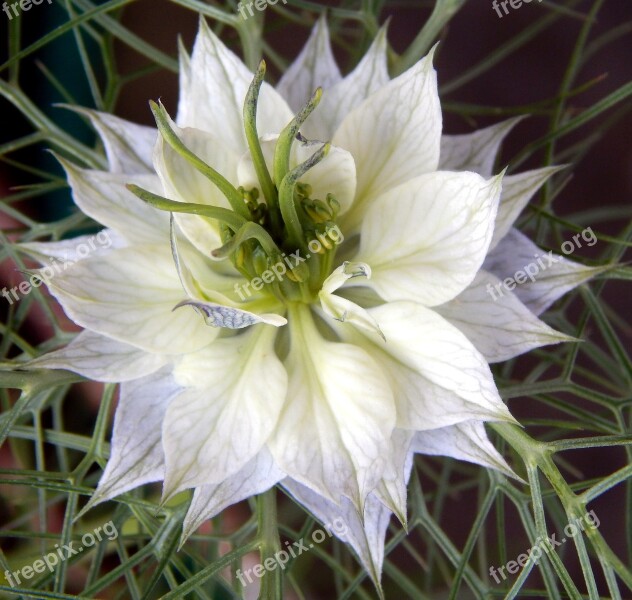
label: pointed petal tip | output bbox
[159,482,180,510]
[177,526,193,551]
[198,13,210,32]
[372,20,390,49]
[393,508,408,532]
[52,151,77,173]
[511,471,528,485]
[74,484,125,523]
[375,582,386,600]
[486,404,520,429]
[503,114,529,129]
[425,42,439,66]
[72,496,102,523]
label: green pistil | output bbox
[278,142,330,253]
[150,101,249,220]
[273,87,323,186]
[243,60,280,232]
[127,185,246,232]
[211,221,281,260]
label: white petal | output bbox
[177,19,293,153]
[66,106,156,174]
[335,47,441,235]
[412,421,519,480]
[358,171,502,306]
[44,244,219,354]
[155,121,234,193]
[19,229,125,263]
[169,220,286,327]
[181,448,283,545]
[319,262,382,337]
[292,140,356,216]
[337,301,515,431]
[162,325,287,497]
[374,429,414,527]
[439,117,523,176]
[237,135,357,217]
[435,270,575,363]
[27,330,168,382]
[484,228,604,315]
[61,159,168,246]
[277,16,341,112]
[174,299,286,328]
[269,307,395,509]
[304,25,390,141]
[283,479,392,590]
[492,166,564,250]
[154,117,240,256]
[86,369,181,510]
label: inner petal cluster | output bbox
[130,61,357,308]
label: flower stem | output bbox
[493,422,632,593]
[257,487,283,599]
[394,0,465,75]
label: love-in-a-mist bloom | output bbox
[22,18,599,587]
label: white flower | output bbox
[22,17,597,588]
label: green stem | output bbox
[234,7,263,71]
[393,0,466,76]
[257,488,283,599]
[494,423,632,594]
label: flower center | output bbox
[226,176,342,304]
[128,61,342,305]
[213,61,343,304]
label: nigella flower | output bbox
[21,18,600,587]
